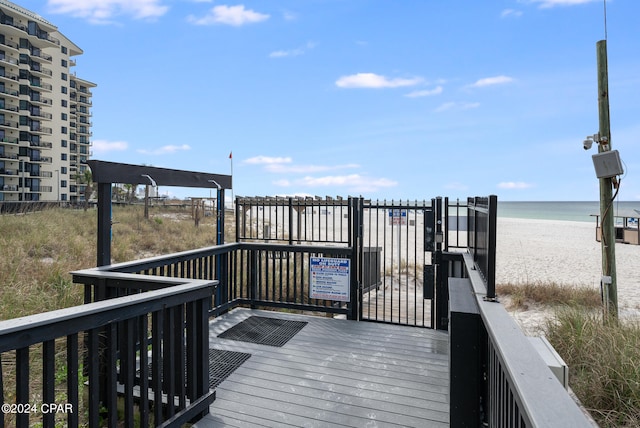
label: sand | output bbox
[496,217,640,332]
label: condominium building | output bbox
[0,0,95,203]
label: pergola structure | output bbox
[88,160,232,266]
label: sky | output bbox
[27,0,640,202]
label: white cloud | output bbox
[188,5,269,26]
[266,163,359,174]
[92,139,129,153]
[300,174,397,192]
[497,181,535,189]
[273,179,291,187]
[501,9,523,18]
[47,0,168,23]
[244,155,292,165]
[527,0,599,8]
[137,144,190,155]
[269,42,316,58]
[283,10,297,21]
[444,182,469,191]
[335,73,423,89]
[469,75,514,88]
[434,101,480,112]
[405,86,443,98]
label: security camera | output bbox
[583,138,593,150]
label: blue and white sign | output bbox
[389,209,407,225]
[310,257,350,302]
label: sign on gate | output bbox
[388,209,407,225]
[310,257,350,302]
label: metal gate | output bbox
[234,196,458,328]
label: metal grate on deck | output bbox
[217,316,308,347]
[209,349,251,388]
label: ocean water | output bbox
[498,201,640,223]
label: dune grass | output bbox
[498,281,640,427]
[497,281,602,311]
[0,205,222,320]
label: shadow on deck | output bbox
[196,308,449,427]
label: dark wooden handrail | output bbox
[0,277,215,428]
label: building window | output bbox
[61,99,67,107]
[61,86,67,94]
[61,73,67,81]
[61,46,67,54]
[61,113,67,120]
[61,153,67,160]
[61,126,67,134]
[61,166,67,174]
[61,59,67,67]
[61,139,67,147]
[61,180,67,188]
[61,193,67,201]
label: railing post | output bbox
[348,197,362,320]
[249,250,258,309]
[96,182,111,267]
[486,195,497,301]
[288,197,294,245]
[434,197,449,330]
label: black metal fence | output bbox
[467,195,498,300]
[235,196,440,327]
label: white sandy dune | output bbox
[496,217,640,332]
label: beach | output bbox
[496,217,640,331]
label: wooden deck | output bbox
[194,308,450,428]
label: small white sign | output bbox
[310,257,350,302]
[389,209,407,225]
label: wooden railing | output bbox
[447,194,593,427]
[0,275,215,428]
[80,242,357,319]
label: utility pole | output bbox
[596,39,618,319]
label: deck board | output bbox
[195,308,450,427]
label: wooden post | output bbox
[97,182,112,266]
[597,39,618,319]
[144,184,149,219]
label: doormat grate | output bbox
[217,316,308,347]
[136,349,251,389]
[209,349,251,388]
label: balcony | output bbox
[30,110,53,120]
[0,120,19,130]
[0,21,58,48]
[0,152,18,160]
[30,81,53,92]
[0,168,17,175]
[0,103,19,113]
[31,51,52,63]
[29,141,52,149]
[30,66,52,78]
[32,156,52,164]
[1,184,17,191]
[0,55,18,67]
[0,136,19,145]
[0,87,19,98]
[30,125,52,135]
[30,96,52,106]
[0,70,19,82]
[0,38,19,52]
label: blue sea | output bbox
[498,201,640,223]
